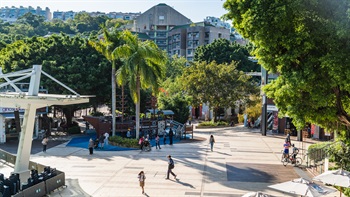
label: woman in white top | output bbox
[138,171,146,194]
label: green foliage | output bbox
[109,136,139,148]
[194,38,259,72]
[237,114,244,123]
[223,0,350,130]
[158,94,190,124]
[180,61,259,122]
[307,142,332,161]
[198,121,228,127]
[67,126,81,135]
[244,95,262,120]
[0,34,111,125]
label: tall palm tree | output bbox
[89,25,123,136]
[113,31,167,139]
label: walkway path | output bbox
[3,125,340,197]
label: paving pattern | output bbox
[0,125,340,197]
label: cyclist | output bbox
[283,140,290,161]
[291,144,299,163]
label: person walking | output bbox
[139,136,145,150]
[155,135,161,149]
[169,127,174,145]
[42,136,49,153]
[104,132,109,146]
[138,171,146,194]
[88,138,94,155]
[209,135,215,151]
[166,155,177,180]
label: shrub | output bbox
[198,121,228,127]
[238,114,244,123]
[67,126,81,135]
[307,142,332,161]
[109,136,139,148]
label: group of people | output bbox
[88,131,110,155]
[137,155,177,195]
[283,134,299,162]
[138,127,175,151]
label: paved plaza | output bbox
[0,125,341,197]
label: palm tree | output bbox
[113,31,167,139]
[89,25,123,136]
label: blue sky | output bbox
[1,0,230,23]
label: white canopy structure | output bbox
[0,65,89,181]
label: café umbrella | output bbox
[313,169,350,197]
[268,178,336,197]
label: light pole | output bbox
[261,67,268,136]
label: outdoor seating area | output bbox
[0,149,66,197]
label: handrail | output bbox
[305,140,339,168]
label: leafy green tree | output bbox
[223,0,350,130]
[180,61,259,122]
[0,34,110,126]
[16,13,45,28]
[89,25,124,136]
[113,31,167,139]
[158,55,190,124]
[194,38,259,72]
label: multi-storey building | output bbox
[168,22,230,61]
[133,3,191,51]
[0,6,51,23]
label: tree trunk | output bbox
[135,75,141,139]
[62,106,73,127]
[112,61,116,136]
[213,108,217,122]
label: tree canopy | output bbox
[180,61,259,121]
[194,38,259,72]
[224,0,350,130]
[0,34,111,125]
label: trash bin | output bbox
[297,130,302,141]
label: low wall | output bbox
[0,149,66,197]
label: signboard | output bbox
[267,105,278,112]
[0,107,25,113]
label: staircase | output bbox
[304,141,337,175]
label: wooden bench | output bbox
[184,125,194,139]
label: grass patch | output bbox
[109,136,139,148]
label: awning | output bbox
[0,113,24,119]
[147,109,174,115]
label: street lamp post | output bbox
[261,68,268,136]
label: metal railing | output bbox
[166,120,185,139]
[0,149,66,196]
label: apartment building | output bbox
[0,6,51,23]
[168,22,230,61]
[133,3,191,51]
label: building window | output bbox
[187,49,192,55]
[187,41,193,47]
[218,33,222,38]
[157,32,166,37]
[205,32,210,39]
[189,32,199,39]
[159,15,164,20]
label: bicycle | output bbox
[281,151,302,167]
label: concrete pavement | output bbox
[1,125,341,197]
